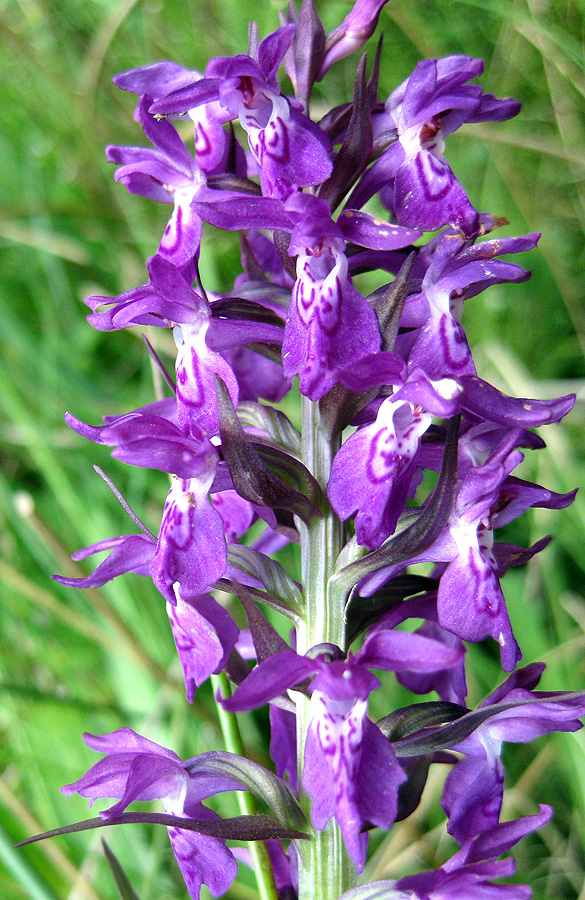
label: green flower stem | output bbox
[211,671,279,900]
[295,395,357,900]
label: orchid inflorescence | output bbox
[35,1,585,898]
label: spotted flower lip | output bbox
[349,56,521,233]
[327,370,460,549]
[281,193,382,400]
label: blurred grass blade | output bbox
[102,839,143,900]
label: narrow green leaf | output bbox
[216,377,323,523]
[102,839,143,900]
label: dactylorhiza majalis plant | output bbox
[20,2,585,898]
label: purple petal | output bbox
[394,150,479,234]
[459,376,575,427]
[359,628,464,673]
[222,651,319,712]
[168,594,239,702]
[151,478,227,603]
[52,534,155,589]
[338,209,421,250]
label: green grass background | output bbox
[1,0,585,897]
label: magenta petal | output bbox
[222,651,319,712]
[52,534,155,589]
[438,548,521,672]
[158,200,203,268]
[151,479,227,603]
[168,824,238,899]
[359,628,463,673]
[269,705,299,793]
[357,719,406,831]
[103,754,187,819]
[441,755,504,845]
[84,728,181,759]
[394,150,479,234]
[168,594,239,702]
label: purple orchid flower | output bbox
[350,57,521,234]
[223,629,463,870]
[327,371,461,548]
[91,254,239,438]
[442,664,585,845]
[281,193,382,400]
[360,429,575,671]
[54,463,227,606]
[107,96,208,268]
[392,805,553,900]
[150,26,333,200]
[115,61,237,176]
[403,232,539,380]
[61,729,241,899]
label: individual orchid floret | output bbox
[150,26,333,200]
[327,370,460,548]
[391,805,553,900]
[151,473,228,605]
[359,430,557,670]
[61,729,239,899]
[281,193,382,400]
[350,57,521,234]
[54,440,226,604]
[107,96,208,268]
[63,409,216,480]
[302,657,404,871]
[404,231,539,380]
[442,663,585,845]
[223,630,463,870]
[167,594,239,702]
